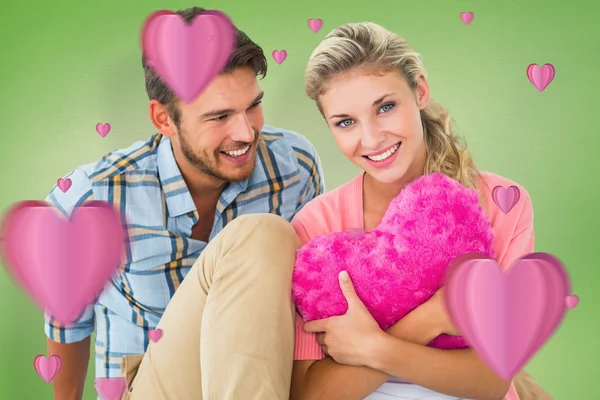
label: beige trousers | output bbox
[121,213,301,400]
[512,370,554,400]
[119,213,553,400]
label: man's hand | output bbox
[303,271,385,367]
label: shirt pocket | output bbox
[124,226,176,271]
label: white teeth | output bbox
[224,145,250,157]
[367,143,400,161]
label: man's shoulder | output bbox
[259,125,322,180]
[78,133,162,183]
[46,134,163,211]
[260,125,318,156]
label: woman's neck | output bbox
[363,146,427,223]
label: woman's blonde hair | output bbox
[305,22,483,195]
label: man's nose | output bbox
[229,114,255,143]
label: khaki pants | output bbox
[121,213,301,400]
[512,370,554,400]
[119,213,553,400]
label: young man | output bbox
[45,6,324,400]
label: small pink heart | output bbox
[148,328,163,342]
[96,123,111,138]
[57,178,72,193]
[492,185,520,214]
[272,50,287,64]
[94,377,127,400]
[527,63,555,92]
[33,354,61,383]
[460,12,474,24]
[308,18,323,33]
[566,295,579,309]
[444,252,570,380]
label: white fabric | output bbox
[364,377,465,400]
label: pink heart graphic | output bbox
[527,63,555,92]
[492,185,520,214]
[308,18,323,32]
[566,295,579,309]
[95,377,128,400]
[0,201,127,324]
[57,178,72,193]
[444,253,570,380]
[96,123,111,138]
[141,10,236,103]
[148,328,163,342]
[460,12,474,24]
[33,354,61,383]
[272,50,287,64]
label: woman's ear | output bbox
[415,75,431,110]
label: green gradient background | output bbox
[1,0,598,398]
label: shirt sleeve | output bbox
[290,214,327,361]
[44,168,97,344]
[497,190,534,270]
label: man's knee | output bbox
[227,213,298,242]
[216,213,300,279]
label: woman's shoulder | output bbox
[295,173,362,218]
[476,170,533,223]
[476,170,527,191]
[291,173,363,242]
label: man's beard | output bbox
[178,128,257,183]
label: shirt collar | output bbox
[156,134,250,218]
[156,135,197,218]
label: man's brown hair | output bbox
[142,6,268,127]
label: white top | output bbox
[365,377,466,400]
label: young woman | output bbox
[289,22,551,400]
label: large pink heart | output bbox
[292,173,496,348]
[0,200,127,324]
[444,253,570,379]
[141,10,236,103]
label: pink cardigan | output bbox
[291,171,534,400]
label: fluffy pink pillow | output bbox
[292,172,496,349]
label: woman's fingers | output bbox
[316,333,328,354]
[316,332,326,345]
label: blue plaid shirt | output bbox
[44,126,325,379]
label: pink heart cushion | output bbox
[292,172,496,349]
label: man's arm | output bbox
[44,168,97,400]
[47,337,91,400]
[290,307,440,400]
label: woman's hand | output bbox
[303,271,386,367]
[418,287,460,336]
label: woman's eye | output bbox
[337,119,354,128]
[379,102,395,113]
